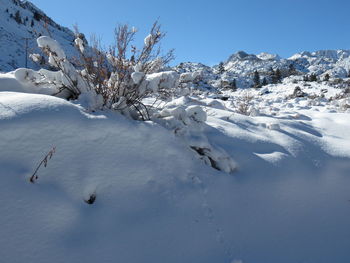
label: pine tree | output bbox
[288,64,296,76]
[275,68,282,82]
[33,11,42,21]
[218,62,225,74]
[231,79,237,91]
[269,67,277,84]
[253,70,261,88]
[262,77,268,86]
[324,73,330,81]
[14,10,22,24]
[309,73,317,82]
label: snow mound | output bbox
[0,91,227,263]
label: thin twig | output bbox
[29,146,56,183]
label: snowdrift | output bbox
[1,90,350,263]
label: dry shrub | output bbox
[236,91,254,115]
[74,21,174,118]
[35,21,175,120]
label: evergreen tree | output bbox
[253,70,261,88]
[262,77,268,86]
[14,10,22,24]
[275,68,282,82]
[309,73,317,82]
[303,75,309,82]
[288,64,296,76]
[231,79,237,91]
[218,62,225,74]
[33,11,42,21]
[324,73,330,81]
[269,67,277,84]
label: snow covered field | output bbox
[1,74,350,262]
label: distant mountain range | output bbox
[173,49,350,89]
[1,0,350,89]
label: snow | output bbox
[0,70,70,98]
[74,37,85,53]
[37,36,67,60]
[1,75,350,262]
[0,0,79,71]
[143,71,179,93]
[0,91,213,263]
[131,71,144,84]
[1,1,350,261]
[144,34,153,46]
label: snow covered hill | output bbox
[0,0,78,72]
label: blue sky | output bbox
[30,0,350,65]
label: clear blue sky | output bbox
[29,0,350,65]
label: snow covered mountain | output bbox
[224,49,350,77]
[173,49,350,90]
[0,0,78,72]
[289,49,350,77]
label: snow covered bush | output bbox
[23,21,176,118]
[234,91,258,116]
[71,21,176,119]
[16,36,104,110]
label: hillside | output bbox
[0,0,78,72]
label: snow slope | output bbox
[1,89,350,263]
[0,0,78,71]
